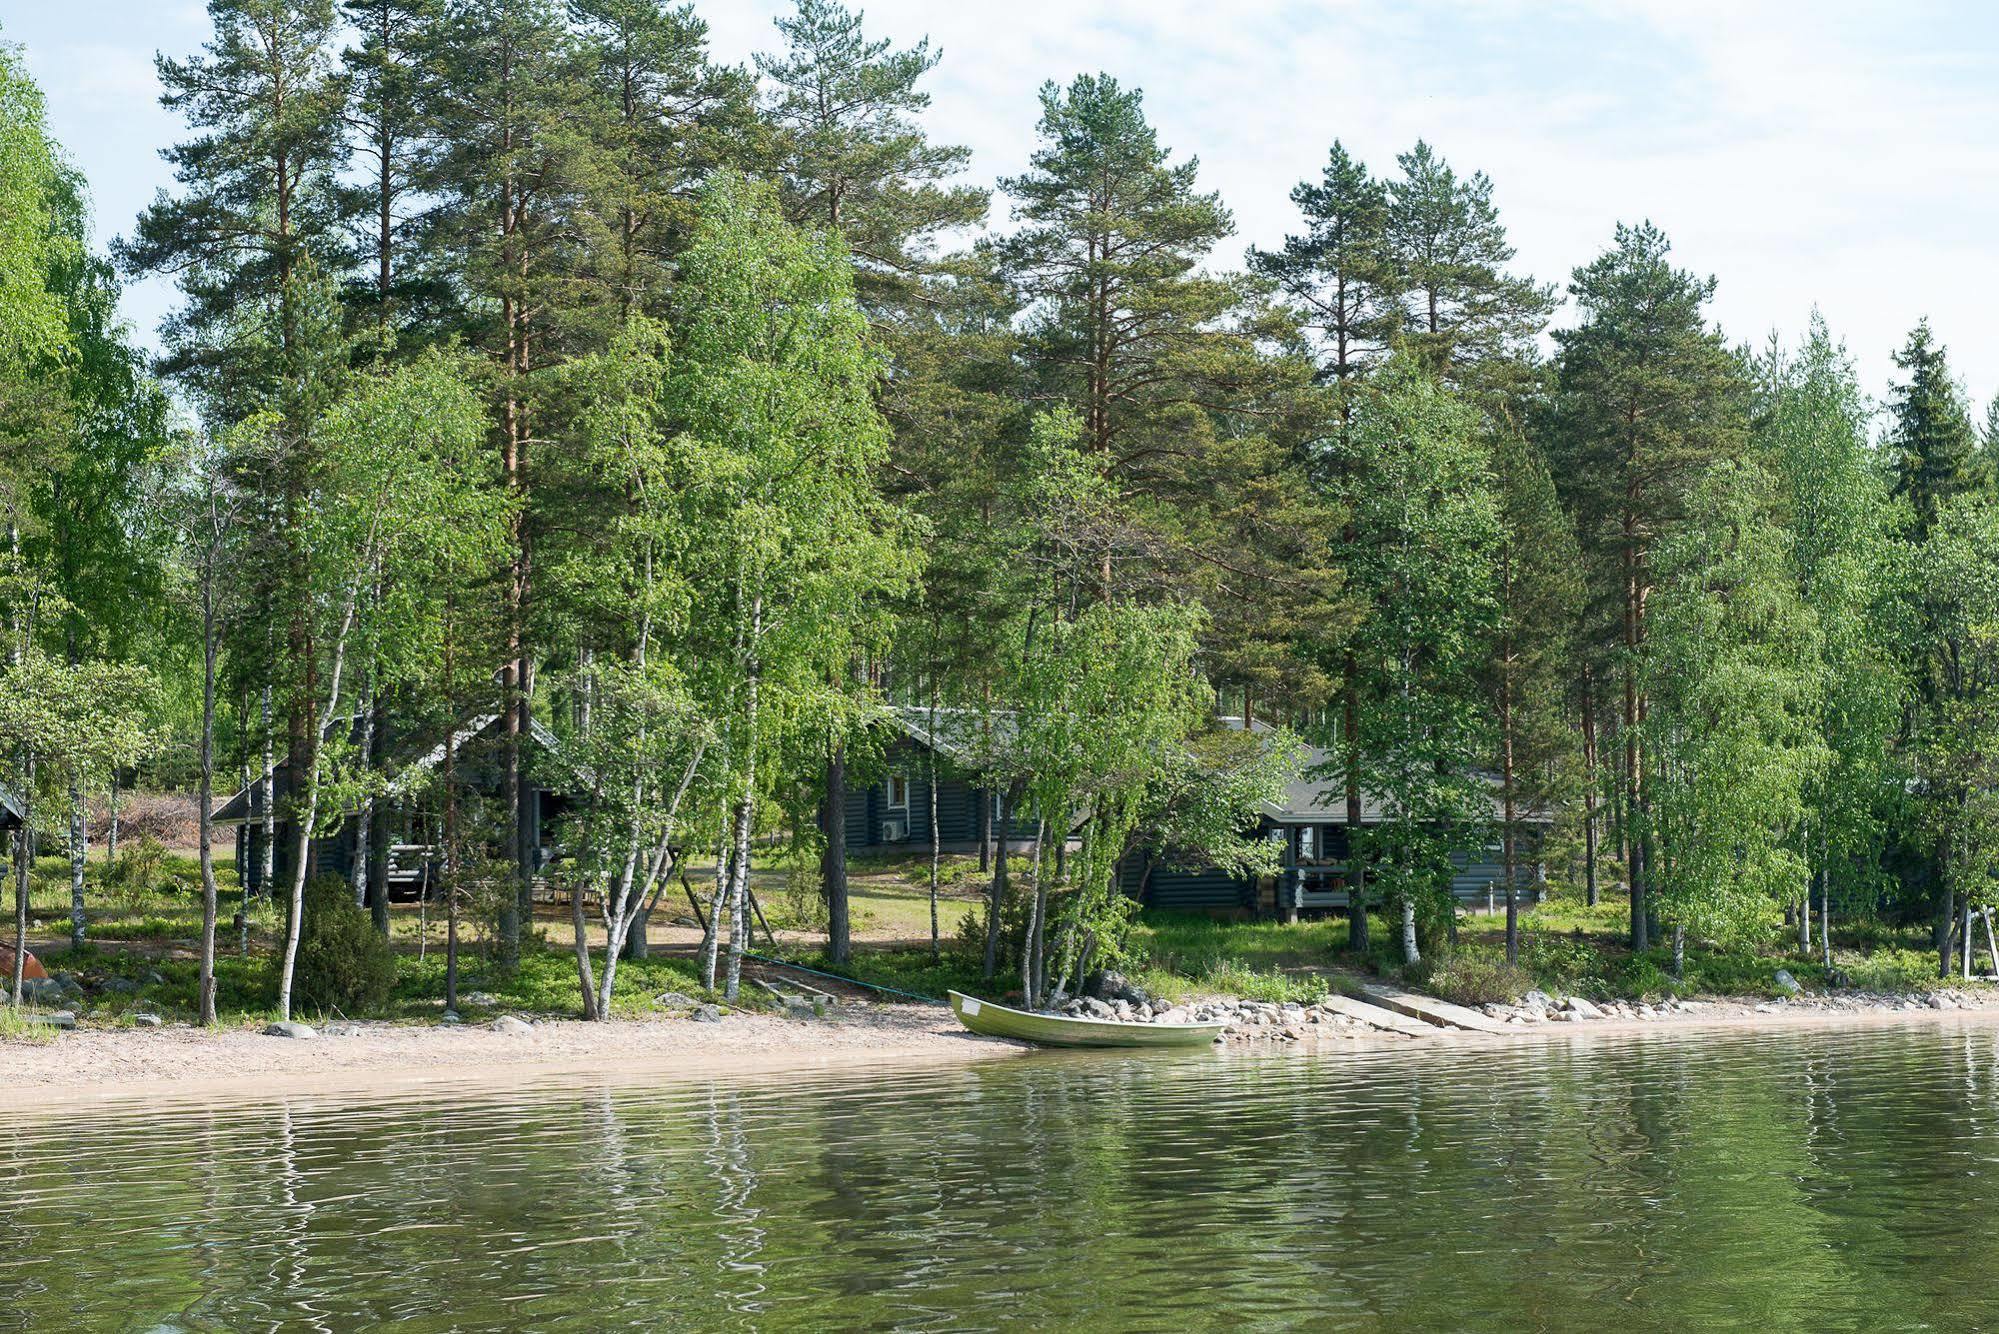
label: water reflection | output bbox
[7,1026,1999,1329]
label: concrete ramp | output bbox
[1357,986,1510,1035]
[1320,994,1437,1038]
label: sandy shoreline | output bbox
[11,990,1999,1114]
[0,1003,1022,1112]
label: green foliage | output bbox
[290,874,396,1014]
[1645,459,1826,947]
[1333,360,1502,959]
[1887,319,1983,540]
[1412,947,1534,1006]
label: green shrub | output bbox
[291,874,395,1014]
[1422,949,1534,1006]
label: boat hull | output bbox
[949,991,1225,1049]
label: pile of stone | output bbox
[1478,989,1613,1025]
[1051,992,1372,1043]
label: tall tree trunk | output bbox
[67,774,85,952]
[983,787,1011,980]
[928,684,941,960]
[700,827,728,991]
[106,774,119,868]
[1399,890,1419,966]
[1500,620,1518,966]
[1343,661,1369,952]
[1022,816,1047,1006]
[10,762,32,1006]
[1581,670,1600,907]
[1623,498,1649,952]
[823,742,849,964]
[259,685,275,897]
[367,696,391,937]
[276,582,363,1022]
[351,676,375,908]
[198,555,220,1026]
[977,785,991,873]
[723,609,762,1003]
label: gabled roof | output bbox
[886,705,1022,770]
[0,784,22,831]
[211,711,563,826]
[1210,718,1551,826]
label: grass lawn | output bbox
[10,848,1959,1024]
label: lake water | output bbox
[6,1023,1999,1330]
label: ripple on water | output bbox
[5,1026,1999,1331]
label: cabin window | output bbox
[886,775,910,810]
[1298,825,1316,861]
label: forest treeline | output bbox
[2,0,1996,1023]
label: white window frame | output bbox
[885,775,910,811]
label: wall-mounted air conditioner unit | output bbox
[880,815,910,843]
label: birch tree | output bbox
[1644,460,1825,974]
[272,353,495,1020]
[1333,362,1501,965]
[666,175,915,1001]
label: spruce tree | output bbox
[1886,319,1980,540]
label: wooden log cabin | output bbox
[841,709,1549,919]
[211,711,567,902]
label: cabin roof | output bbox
[211,711,563,826]
[884,707,1549,827]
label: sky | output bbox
[7,0,1998,416]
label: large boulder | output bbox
[1772,969,1802,996]
[1087,970,1151,1006]
[490,1015,533,1035]
[263,1021,316,1039]
[20,977,65,1005]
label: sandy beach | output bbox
[11,987,1999,1113]
[0,1002,1022,1110]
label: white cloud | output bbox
[15,0,1997,412]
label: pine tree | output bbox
[574,0,753,326]
[122,0,350,425]
[757,0,985,313]
[1386,140,1553,396]
[419,0,600,959]
[756,0,987,963]
[338,0,446,352]
[997,72,1236,581]
[1249,141,1400,402]
[1886,319,1980,540]
[124,0,353,949]
[1548,222,1748,950]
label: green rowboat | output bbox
[949,990,1226,1049]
